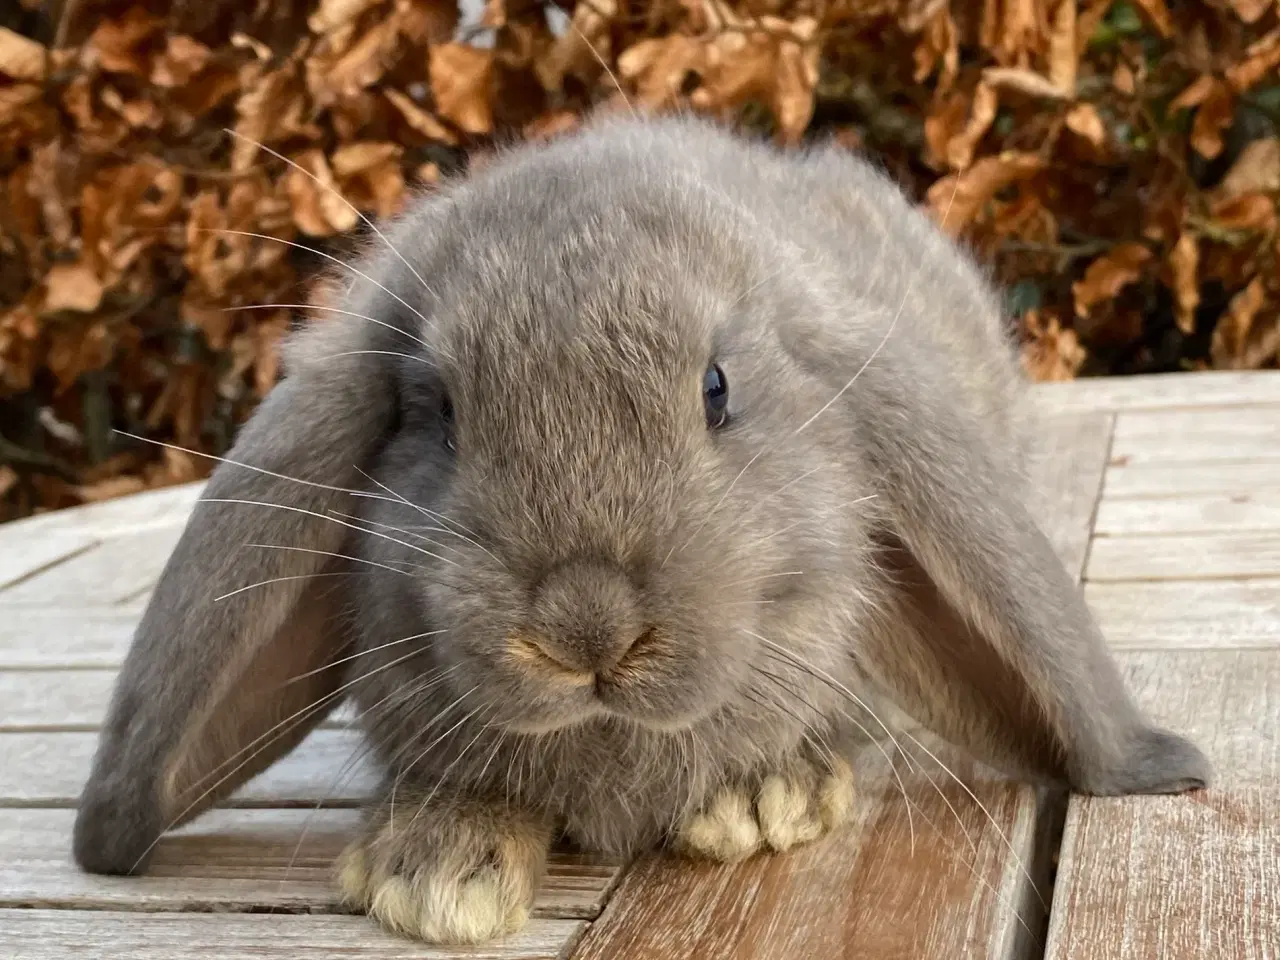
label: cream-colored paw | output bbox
[675,785,763,862]
[337,802,549,944]
[675,756,855,862]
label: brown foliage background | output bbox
[1,0,1278,521]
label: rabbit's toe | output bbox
[337,801,550,944]
[675,755,855,862]
[675,786,763,862]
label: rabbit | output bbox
[72,112,1210,945]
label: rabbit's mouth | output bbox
[496,630,722,733]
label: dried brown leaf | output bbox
[1172,76,1233,159]
[945,81,999,170]
[149,35,212,88]
[332,141,405,218]
[1223,0,1274,23]
[1065,102,1106,147]
[84,7,163,76]
[1073,243,1151,318]
[286,149,359,236]
[385,87,456,143]
[1168,233,1199,335]
[617,35,706,110]
[309,0,383,37]
[1216,138,1280,200]
[1226,28,1280,94]
[926,151,1044,235]
[983,67,1068,100]
[1211,277,1278,369]
[232,58,320,171]
[1130,0,1173,38]
[0,26,46,81]
[1211,193,1278,233]
[42,262,105,314]
[430,43,494,135]
[1021,310,1085,381]
[1047,0,1076,94]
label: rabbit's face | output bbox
[357,180,874,737]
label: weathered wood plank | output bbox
[0,729,377,806]
[1095,492,1280,536]
[1088,580,1280,651]
[0,531,97,592]
[1032,371,1280,414]
[1109,407,1280,465]
[572,412,1115,960]
[0,482,204,542]
[0,808,624,921]
[0,909,585,959]
[0,670,357,730]
[0,609,139,668]
[1045,650,1280,960]
[0,526,185,606]
[1088,533,1280,582]
[1104,460,1280,499]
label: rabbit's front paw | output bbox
[674,755,855,863]
[337,797,550,944]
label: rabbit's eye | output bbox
[440,393,457,452]
[703,363,729,429]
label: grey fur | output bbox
[73,114,1209,936]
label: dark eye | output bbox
[703,363,729,429]
[440,393,456,452]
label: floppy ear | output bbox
[73,314,397,875]
[849,370,1210,796]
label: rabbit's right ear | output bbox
[73,312,399,875]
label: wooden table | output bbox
[2,370,1277,959]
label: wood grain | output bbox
[0,482,204,542]
[1045,650,1280,960]
[1095,492,1280,537]
[1088,580,1280,651]
[0,525,184,606]
[571,412,1115,960]
[1103,460,1280,499]
[0,531,96,591]
[1087,533,1280,582]
[0,670,358,730]
[0,729,377,806]
[1109,407,1280,464]
[1032,371,1280,414]
[0,808,624,920]
[0,608,140,668]
[0,909,585,959]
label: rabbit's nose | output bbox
[526,560,647,675]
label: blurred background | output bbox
[1,0,1277,522]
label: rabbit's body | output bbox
[344,116,1026,858]
[74,114,1209,945]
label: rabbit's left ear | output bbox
[73,312,399,876]
[843,367,1210,796]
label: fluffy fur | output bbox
[73,114,1210,944]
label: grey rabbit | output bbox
[72,113,1210,944]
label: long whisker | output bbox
[194,228,441,343]
[112,430,396,501]
[241,542,417,576]
[226,303,431,348]
[197,497,458,566]
[222,129,441,303]
[214,570,372,602]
